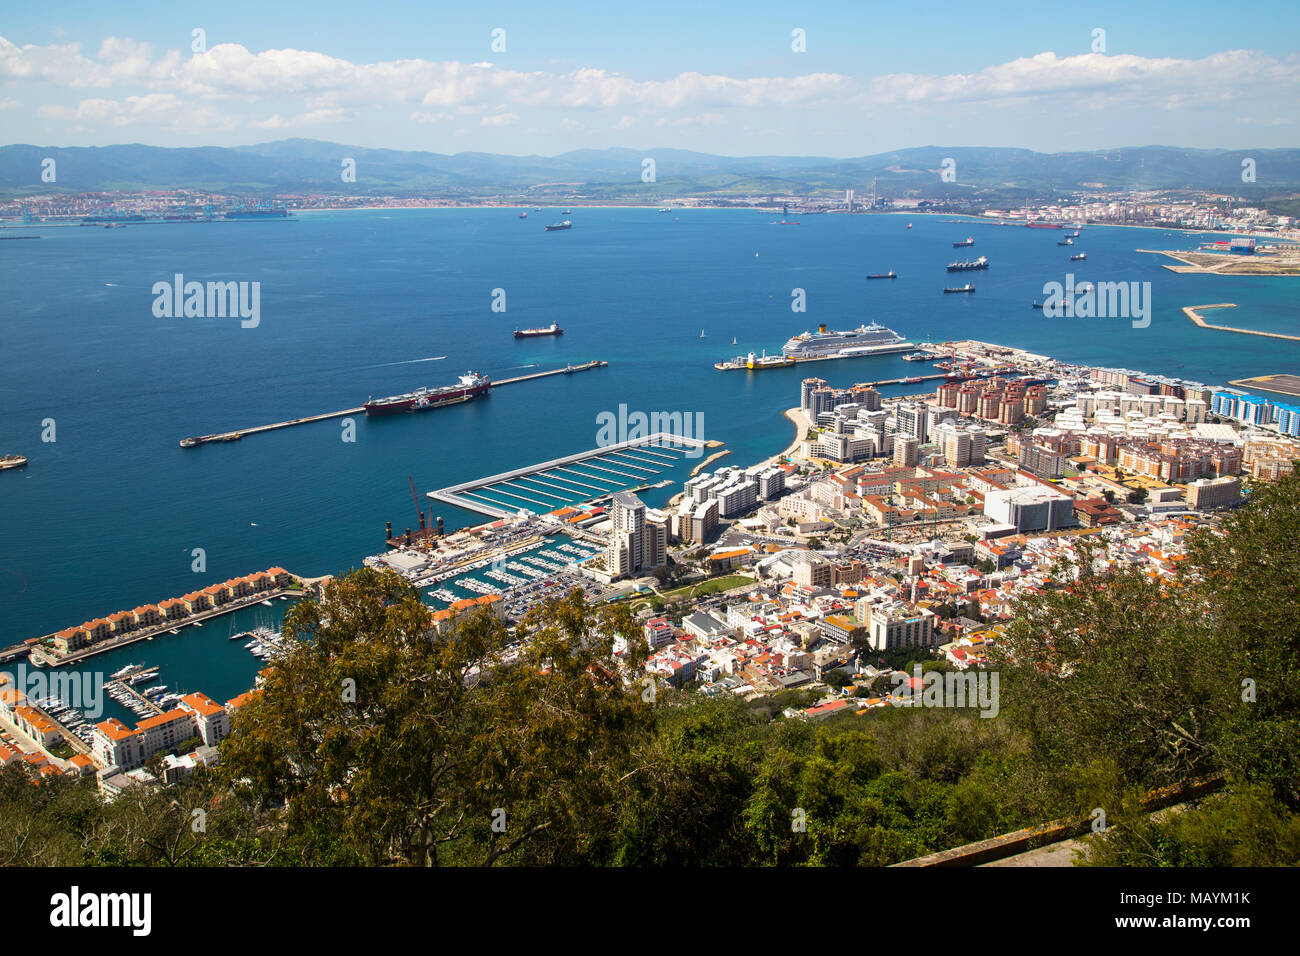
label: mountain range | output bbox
[2,141,1298,200]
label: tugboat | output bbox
[514,322,563,338]
[545,220,572,231]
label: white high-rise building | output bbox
[606,492,666,579]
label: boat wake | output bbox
[365,356,447,369]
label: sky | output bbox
[1,0,1298,157]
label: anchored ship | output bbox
[714,351,796,371]
[946,256,989,272]
[866,270,897,279]
[518,211,528,219]
[1058,238,1074,246]
[953,237,975,247]
[545,220,572,231]
[943,284,976,294]
[364,372,490,415]
[514,323,563,338]
[1070,253,1087,261]
[782,322,910,359]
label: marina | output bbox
[429,431,711,518]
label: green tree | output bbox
[218,568,654,866]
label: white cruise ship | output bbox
[781,322,910,359]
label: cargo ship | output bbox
[1070,253,1087,261]
[1058,238,1074,246]
[0,454,27,471]
[953,237,974,247]
[514,322,563,338]
[946,256,989,272]
[1027,222,1064,229]
[364,372,490,415]
[943,284,975,294]
[866,271,897,279]
[223,204,289,220]
[545,220,572,231]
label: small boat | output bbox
[866,271,897,279]
[518,211,527,219]
[943,284,975,294]
[1031,302,1044,309]
[699,330,706,339]
[732,337,738,346]
[261,599,273,606]
[907,223,913,229]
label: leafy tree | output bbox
[218,568,653,866]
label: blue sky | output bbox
[2,0,1297,155]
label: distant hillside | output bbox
[2,140,1298,200]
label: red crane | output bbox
[408,476,425,530]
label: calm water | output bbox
[2,209,1297,670]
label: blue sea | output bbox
[1,208,1297,702]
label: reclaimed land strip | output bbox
[1182,303,1300,342]
[178,360,607,448]
[1227,373,1300,399]
[689,449,731,476]
[1139,248,1300,275]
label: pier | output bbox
[430,432,711,518]
[1182,303,1300,342]
[178,360,608,448]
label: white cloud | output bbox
[2,34,1296,142]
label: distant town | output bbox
[2,185,1297,242]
